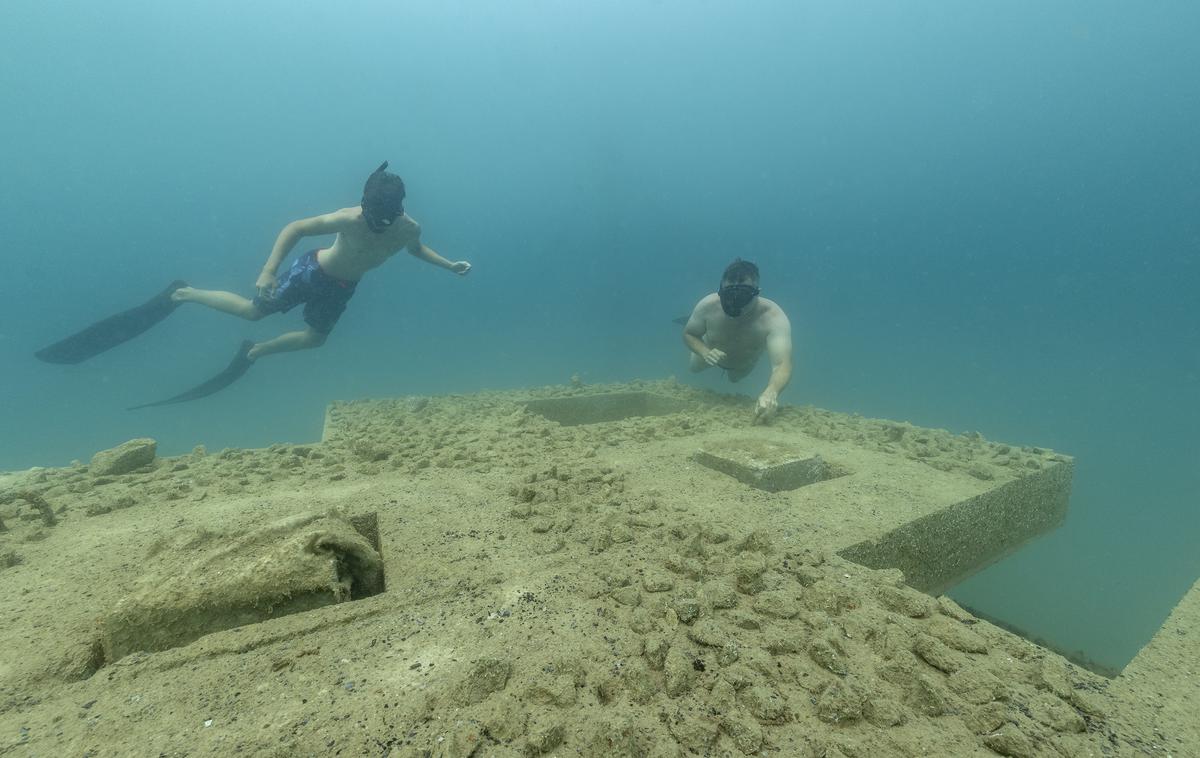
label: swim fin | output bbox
[35,280,189,364]
[128,340,256,410]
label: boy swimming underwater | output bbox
[36,162,470,407]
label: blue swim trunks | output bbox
[252,249,357,334]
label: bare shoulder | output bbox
[291,207,360,236]
[329,206,364,224]
[398,213,420,236]
[395,213,421,248]
[695,292,721,312]
[758,298,791,328]
[684,293,719,332]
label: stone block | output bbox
[90,438,157,476]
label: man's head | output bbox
[718,259,760,317]
[362,161,406,233]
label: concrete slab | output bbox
[634,425,1073,597]
[1110,577,1200,755]
[322,383,1074,597]
[693,437,842,491]
[10,380,1192,756]
[522,391,689,426]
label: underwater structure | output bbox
[0,380,1193,756]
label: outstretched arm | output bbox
[407,231,471,275]
[257,211,352,292]
[755,313,794,422]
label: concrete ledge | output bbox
[523,391,688,426]
[693,438,842,492]
[838,459,1073,595]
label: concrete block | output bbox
[694,438,838,492]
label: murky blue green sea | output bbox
[1,0,1196,673]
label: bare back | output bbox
[313,207,423,281]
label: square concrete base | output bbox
[694,438,837,492]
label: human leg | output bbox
[689,353,711,373]
[247,327,327,360]
[172,287,264,320]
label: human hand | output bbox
[450,261,472,276]
[754,389,779,424]
[255,270,277,297]
[703,348,727,367]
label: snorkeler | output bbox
[682,259,793,423]
[36,162,471,408]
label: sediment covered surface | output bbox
[0,381,1188,756]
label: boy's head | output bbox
[718,259,760,317]
[362,161,406,233]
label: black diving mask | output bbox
[718,283,760,317]
[362,200,404,233]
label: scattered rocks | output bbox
[741,684,790,724]
[809,634,849,675]
[928,616,988,654]
[752,590,801,619]
[876,585,933,618]
[1029,692,1085,733]
[640,573,674,593]
[663,645,696,697]
[913,633,961,673]
[982,724,1036,757]
[816,680,865,724]
[454,658,512,706]
[686,619,728,648]
[670,597,700,624]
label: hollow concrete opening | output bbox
[524,392,689,426]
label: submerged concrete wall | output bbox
[838,460,1073,595]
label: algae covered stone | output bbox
[90,438,157,476]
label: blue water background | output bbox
[1,1,1197,671]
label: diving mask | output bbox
[718,283,760,317]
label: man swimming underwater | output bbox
[36,162,470,407]
[682,259,793,422]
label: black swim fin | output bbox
[35,280,189,364]
[128,340,256,410]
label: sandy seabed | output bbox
[0,380,1193,758]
